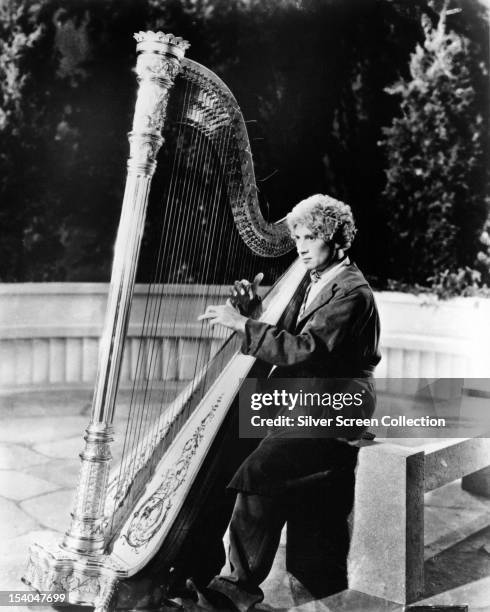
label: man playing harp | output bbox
[195,193,381,611]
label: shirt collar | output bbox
[310,256,350,283]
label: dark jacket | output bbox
[229,262,381,496]
[241,262,381,379]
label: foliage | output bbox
[384,218,490,299]
[0,0,488,287]
[428,266,490,299]
[475,215,490,286]
[0,1,47,280]
[379,0,489,286]
[0,0,147,281]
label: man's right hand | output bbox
[229,272,264,315]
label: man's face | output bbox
[293,224,331,270]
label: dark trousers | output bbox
[211,454,357,604]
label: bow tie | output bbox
[310,270,322,283]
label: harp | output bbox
[23,31,303,611]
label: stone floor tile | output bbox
[427,575,490,610]
[28,458,80,489]
[0,388,178,418]
[286,600,331,612]
[258,589,332,612]
[31,437,85,460]
[422,528,490,607]
[0,444,52,469]
[0,390,92,418]
[0,498,40,539]
[1,392,490,612]
[315,589,403,612]
[0,471,60,501]
[426,479,490,511]
[0,416,88,445]
[424,541,490,606]
[425,505,490,558]
[0,530,56,592]
[20,490,74,533]
[262,543,295,610]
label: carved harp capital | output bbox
[128,32,190,176]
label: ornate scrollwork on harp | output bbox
[23,30,299,612]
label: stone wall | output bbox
[0,284,489,390]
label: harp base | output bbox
[23,536,124,612]
[62,517,108,556]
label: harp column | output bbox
[62,32,190,556]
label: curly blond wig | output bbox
[286,194,357,250]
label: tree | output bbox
[379,0,489,285]
[0,0,149,281]
[0,1,48,280]
[0,0,487,283]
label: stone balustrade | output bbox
[0,283,489,390]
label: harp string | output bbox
[163,87,215,378]
[108,72,285,530]
[138,81,208,457]
[166,102,232,442]
[207,112,254,361]
[138,84,226,464]
[156,88,220,442]
[117,79,203,517]
[152,101,244,453]
[131,81,196,471]
[189,110,238,402]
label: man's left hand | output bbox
[230,272,264,315]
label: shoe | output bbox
[185,578,238,611]
[207,577,263,612]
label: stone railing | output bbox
[0,284,228,390]
[0,284,489,390]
